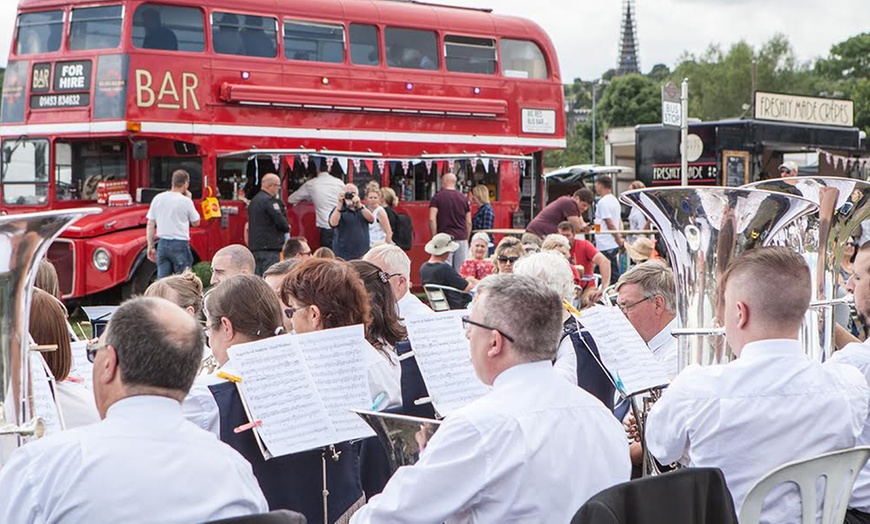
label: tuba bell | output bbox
[0,208,100,464]
[620,187,818,370]
[743,177,870,361]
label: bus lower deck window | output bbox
[213,13,278,58]
[350,23,379,66]
[284,20,344,63]
[385,27,438,70]
[445,35,496,75]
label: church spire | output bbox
[617,0,640,76]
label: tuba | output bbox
[742,177,870,361]
[619,187,817,476]
[620,187,818,369]
[0,208,100,463]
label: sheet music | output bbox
[578,306,670,396]
[30,352,63,434]
[405,310,489,417]
[68,341,93,391]
[294,325,375,443]
[229,336,334,457]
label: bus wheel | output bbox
[123,259,157,298]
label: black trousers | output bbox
[846,508,870,524]
[319,227,334,250]
[601,248,621,285]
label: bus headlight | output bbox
[92,248,111,272]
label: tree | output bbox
[816,33,870,79]
[647,63,670,83]
[596,74,660,127]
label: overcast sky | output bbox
[0,0,866,80]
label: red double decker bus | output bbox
[1,0,565,300]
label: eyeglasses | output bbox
[461,315,515,342]
[284,304,310,319]
[497,256,519,264]
[385,272,403,279]
[86,340,109,363]
[617,296,653,313]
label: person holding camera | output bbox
[329,183,374,260]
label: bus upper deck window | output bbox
[385,28,438,70]
[212,13,277,58]
[70,5,123,51]
[284,20,345,63]
[445,35,496,75]
[500,39,548,80]
[132,4,205,52]
[350,24,379,66]
[15,10,63,55]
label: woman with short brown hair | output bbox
[282,258,372,333]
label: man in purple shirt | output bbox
[526,188,593,239]
[429,173,471,271]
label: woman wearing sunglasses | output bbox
[492,236,526,274]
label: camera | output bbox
[344,192,355,200]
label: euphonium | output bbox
[0,208,100,464]
[743,177,870,361]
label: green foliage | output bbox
[597,74,661,127]
[816,33,870,79]
[192,261,212,289]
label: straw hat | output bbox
[625,237,655,262]
[425,233,459,255]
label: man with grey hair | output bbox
[363,244,431,319]
[616,259,679,376]
[352,274,630,523]
[0,297,267,522]
[210,244,255,286]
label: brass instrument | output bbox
[619,187,817,476]
[352,409,441,474]
[0,208,100,463]
[743,177,870,361]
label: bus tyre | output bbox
[124,259,157,298]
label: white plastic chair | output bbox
[738,446,870,524]
[422,284,469,312]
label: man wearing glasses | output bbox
[779,160,800,177]
[615,260,679,376]
[247,173,290,276]
[0,297,268,523]
[352,274,630,523]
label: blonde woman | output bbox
[366,188,393,247]
[471,184,494,232]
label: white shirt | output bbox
[594,193,622,251]
[397,290,432,320]
[626,206,648,244]
[365,342,402,410]
[555,334,579,385]
[0,395,268,524]
[646,339,868,523]
[351,360,631,523]
[182,372,225,436]
[860,220,870,247]
[828,341,870,512]
[369,206,387,246]
[287,172,345,229]
[145,190,200,241]
[55,380,99,429]
[648,317,679,379]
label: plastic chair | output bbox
[422,284,469,312]
[738,446,870,524]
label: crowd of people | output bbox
[10,168,870,523]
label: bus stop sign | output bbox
[662,82,681,128]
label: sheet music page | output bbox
[294,325,375,442]
[68,341,93,391]
[229,335,336,457]
[30,352,63,434]
[578,306,670,395]
[405,310,490,417]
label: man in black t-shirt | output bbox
[420,233,474,309]
[247,173,290,276]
